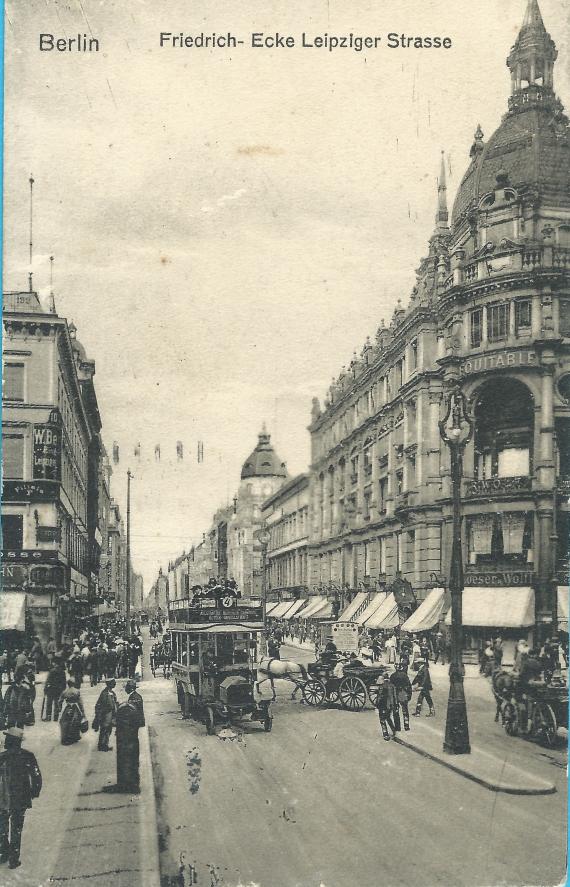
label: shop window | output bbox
[470,308,483,348]
[467,512,533,566]
[3,363,25,402]
[2,435,24,480]
[487,302,509,343]
[474,379,534,480]
[1,514,23,550]
[515,300,532,335]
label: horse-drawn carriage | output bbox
[168,591,272,735]
[493,670,568,747]
[302,659,387,710]
[150,640,172,678]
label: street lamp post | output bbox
[439,383,474,755]
[126,469,133,636]
[256,525,271,622]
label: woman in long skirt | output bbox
[59,681,86,745]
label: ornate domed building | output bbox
[308,0,570,662]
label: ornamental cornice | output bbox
[437,268,570,315]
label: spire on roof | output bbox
[434,151,449,232]
[521,0,546,31]
[508,0,557,98]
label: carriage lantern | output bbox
[439,382,473,756]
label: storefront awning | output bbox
[365,593,399,630]
[265,602,280,615]
[309,600,334,620]
[354,592,388,626]
[282,599,307,619]
[96,602,119,617]
[270,600,296,619]
[296,596,327,619]
[0,593,27,632]
[445,587,534,628]
[401,588,445,633]
[338,592,368,622]
[558,586,568,631]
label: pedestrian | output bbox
[267,633,281,659]
[493,636,503,669]
[29,637,43,674]
[43,658,67,722]
[372,634,382,662]
[58,681,87,745]
[420,636,431,664]
[92,678,118,752]
[128,643,140,679]
[390,663,413,731]
[480,641,494,676]
[0,727,42,869]
[106,646,118,680]
[116,681,146,793]
[3,677,35,730]
[46,637,57,665]
[412,661,435,717]
[434,632,446,665]
[385,633,398,665]
[68,652,84,689]
[376,675,398,741]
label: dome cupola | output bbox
[240,425,288,480]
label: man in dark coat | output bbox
[3,678,34,729]
[43,659,67,722]
[390,664,413,731]
[0,727,42,868]
[412,662,435,717]
[376,675,398,741]
[93,679,117,751]
[116,682,145,793]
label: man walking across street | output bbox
[93,678,118,751]
[0,727,42,869]
[390,663,413,731]
[43,658,67,722]
[376,675,398,741]
[412,661,435,717]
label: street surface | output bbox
[144,638,568,887]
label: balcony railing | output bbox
[444,245,570,291]
[464,475,531,497]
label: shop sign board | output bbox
[390,577,416,607]
[332,621,359,652]
[462,350,537,376]
[2,480,59,502]
[33,424,61,480]
[464,571,534,587]
[0,564,28,587]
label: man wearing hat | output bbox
[0,727,42,868]
[92,679,117,752]
[124,681,145,728]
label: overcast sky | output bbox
[4,0,569,591]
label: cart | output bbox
[501,679,568,747]
[302,657,387,711]
[168,591,272,735]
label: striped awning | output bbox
[296,596,327,619]
[364,593,399,630]
[445,588,534,628]
[310,601,334,620]
[0,593,27,632]
[270,600,296,619]
[401,588,445,633]
[338,592,368,623]
[354,592,388,626]
[282,599,307,619]
[265,602,280,615]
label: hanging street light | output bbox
[438,382,474,755]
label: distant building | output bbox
[261,473,310,603]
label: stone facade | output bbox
[261,473,310,603]
[307,0,570,655]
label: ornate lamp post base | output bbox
[443,663,471,755]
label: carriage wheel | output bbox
[532,702,557,747]
[368,684,380,709]
[339,676,368,711]
[503,702,519,736]
[205,706,216,735]
[302,680,326,707]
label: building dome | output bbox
[451,0,570,230]
[240,426,288,480]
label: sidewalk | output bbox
[3,679,160,887]
[393,717,557,795]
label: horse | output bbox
[491,668,516,723]
[255,657,310,701]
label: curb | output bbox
[140,725,161,887]
[393,735,557,795]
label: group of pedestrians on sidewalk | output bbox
[376,659,435,741]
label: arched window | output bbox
[473,379,534,479]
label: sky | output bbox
[4,0,570,591]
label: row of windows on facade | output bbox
[269,507,309,550]
[3,363,89,481]
[2,434,87,523]
[311,511,535,584]
[470,299,533,347]
[268,551,309,589]
[2,512,89,573]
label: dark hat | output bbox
[125,680,137,693]
[105,678,116,687]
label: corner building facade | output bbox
[308,0,570,662]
